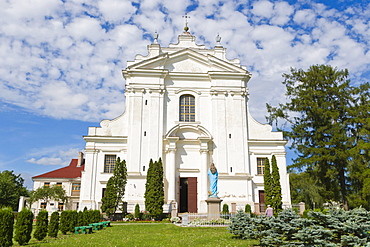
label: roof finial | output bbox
[216,33,221,46]
[182,13,190,32]
[153,31,159,44]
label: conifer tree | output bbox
[266,65,370,210]
[14,208,33,245]
[263,157,272,207]
[0,207,14,247]
[48,211,59,238]
[59,211,69,234]
[34,210,48,241]
[271,155,282,212]
[144,158,164,219]
[134,204,141,219]
[101,158,127,218]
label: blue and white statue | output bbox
[208,163,218,197]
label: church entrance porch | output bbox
[179,177,197,213]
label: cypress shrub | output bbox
[245,204,252,214]
[34,210,48,241]
[77,211,84,226]
[59,211,69,234]
[14,208,33,246]
[222,204,229,214]
[48,211,59,238]
[93,210,101,223]
[144,158,164,219]
[69,211,78,233]
[134,204,141,219]
[0,207,14,247]
[83,208,90,225]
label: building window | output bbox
[257,158,266,175]
[56,182,62,187]
[102,188,106,198]
[40,202,47,209]
[72,183,81,196]
[179,94,195,122]
[104,155,117,173]
[58,202,64,212]
[44,182,50,187]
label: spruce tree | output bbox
[48,211,59,238]
[14,208,33,245]
[263,157,272,207]
[271,155,282,213]
[144,158,164,219]
[34,210,48,241]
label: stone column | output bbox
[166,137,179,202]
[198,137,211,213]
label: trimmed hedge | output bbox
[59,211,69,234]
[0,207,14,247]
[14,208,33,245]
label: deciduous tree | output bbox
[0,170,29,211]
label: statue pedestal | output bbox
[206,197,223,219]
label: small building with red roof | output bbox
[28,152,85,214]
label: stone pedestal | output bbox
[206,197,223,219]
[170,201,178,218]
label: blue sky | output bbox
[1,0,369,189]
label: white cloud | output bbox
[0,0,369,124]
[27,147,81,166]
[252,0,274,18]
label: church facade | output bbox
[78,30,291,214]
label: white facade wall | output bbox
[78,32,291,213]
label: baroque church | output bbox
[29,27,291,215]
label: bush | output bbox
[34,210,48,241]
[228,208,370,246]
[0,207,14,247]
[69,211,78,233]
[77,211,84,226]
[14,208,33,245]
[48,211,59,238]
[245,204,251,214]
[134,204,141,219]
[59,211,69,234]
[222,204,229,214]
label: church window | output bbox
[40,202,47,209]
[104,155,117,173]
[179,94,195,122]
[44,182,50,187]
[257,158,266,175]
[56,182,62,187]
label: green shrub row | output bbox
[228,208,370,246]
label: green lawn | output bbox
[17,224,259,246]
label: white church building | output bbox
[30,28,291,215]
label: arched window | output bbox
[179,94,195,122]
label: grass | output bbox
[15,224,259,246]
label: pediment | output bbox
[127,49,246,74]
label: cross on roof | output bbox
[182,13,190,32]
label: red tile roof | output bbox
[33,159,84,179]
